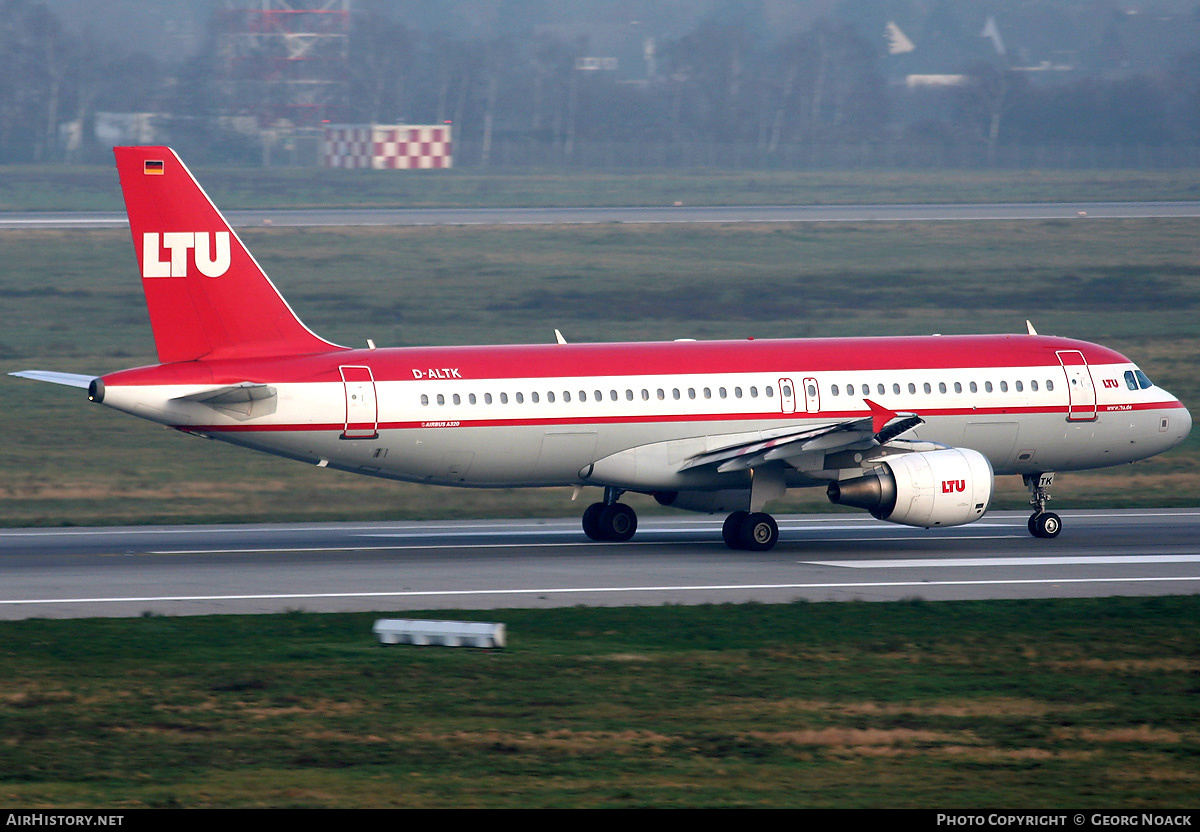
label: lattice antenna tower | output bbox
[217,0,351,127]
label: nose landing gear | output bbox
[1024,473,1062,539]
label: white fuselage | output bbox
[96,338,1191,494]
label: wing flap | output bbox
[682,403,924,475]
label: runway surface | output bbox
[4,201,1200,229]
[1,509,1197,619]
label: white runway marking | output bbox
[809,555,1200,568]
[4,576,1199,607]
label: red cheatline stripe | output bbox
[175,400,1183,434]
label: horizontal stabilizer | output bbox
[8,370,96,389]
[172,382,277,420]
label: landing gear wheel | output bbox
[1029,511,1062,539]
[723,511,749,549]
[1024,473,1060,540]
[598,503,638,542]
[738,512,779,552]
[582,502,606,541]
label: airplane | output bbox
[10,146,1193,551]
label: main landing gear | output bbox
[582,486,638,542]
[721,511,780,551]
[1024,473,1062,539]
[581,488,782,551]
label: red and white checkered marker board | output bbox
[323,124,453,169]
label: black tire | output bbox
[1029,511,1062,539]
[582,502,606,541]
[599,503,637,542]
[738,512,779,552]
[723,511,749,549]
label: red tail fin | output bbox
[114,146,342,363]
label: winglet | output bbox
[864,398,898,435]
[1026,320,1038,336]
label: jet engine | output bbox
[826,447,993,528]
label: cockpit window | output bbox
[1124,370,1138,391]
[1135,369,1153,389]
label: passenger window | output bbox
[1015,381,1023,392]
[1030,381,1038,392]
[985,382,993,393]
[531,392,540,403]
[485,393,493,404]
[766,386,774,397]
[1000,381,1008,393]
[719,387,728,398]
[831,385,839,396]
[657,389,665,400]
[954,382,962,393]
[893,383,901,395]
[861,384,869,396]
[907,383,916,394]
[421,394,429,406]
[704,388,712,399]
[938,382,946,394]
[735,387,743,398]
[969,382,978,393]
[1046,380,1055,391]
[750,386,758,397]
[452,394,461,405]
[469,393,477,404]
[516,392,524,404]
[672,388,680,400]
[688,388,697,399]
[500,392,508,404]
[877,384,885,395]
[437,393,445,405]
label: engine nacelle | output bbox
[654,489,750,514]
[826,447,993,528]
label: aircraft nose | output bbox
[1177,402,1193,444]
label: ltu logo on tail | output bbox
[142,232,230,278]
[942,479,966,493]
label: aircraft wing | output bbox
[678,400,923,474]
[8,370,97,389]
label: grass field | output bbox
[1,597,1196,808]
[2,216,1197,527]
[4,165,1200,211]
